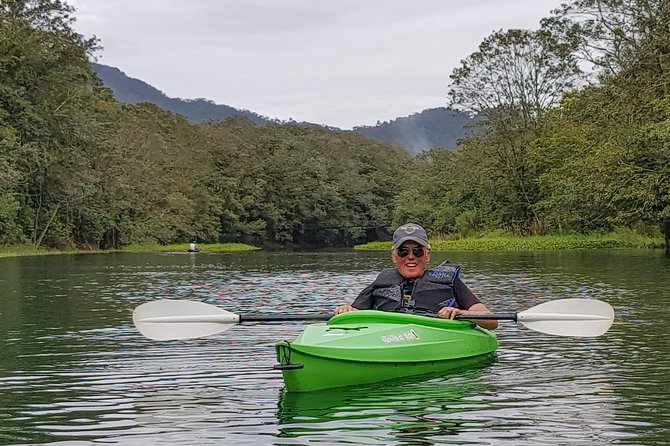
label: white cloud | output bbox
[69,0,562,129]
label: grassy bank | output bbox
[356,231,663,251]
[0,242,260,258]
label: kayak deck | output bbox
[275,310,498,392]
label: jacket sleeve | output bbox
[351,282,376,309]
[454,277,481,309]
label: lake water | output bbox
[1,249,669,445]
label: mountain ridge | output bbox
[91,62,474,154]
[92,63,267,124]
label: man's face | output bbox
[391,241,431,279]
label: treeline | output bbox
[2,0,669,252]
[394,0,670,252]
[0,0,407,249]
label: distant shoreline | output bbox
[0,242,260,258]
[0,232,663,258]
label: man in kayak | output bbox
[334,223,497,329]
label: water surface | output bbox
[1,250,669,445]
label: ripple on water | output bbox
[0,251,669,444]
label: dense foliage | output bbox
[1,0,668,252]
[395,0,670,252]
[0,0,406,249]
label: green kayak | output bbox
[274,310,498,392]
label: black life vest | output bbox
[368,260,460,315]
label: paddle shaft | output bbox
[456,312,517,321]
[242,312,519,322]
[240,312,519,322]
[239,313,517,323]
[240,314,332,322]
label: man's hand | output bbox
[437,306,464,319]
[334,304,357,315]
[438,303,498,330]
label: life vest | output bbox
[368,260,460,315]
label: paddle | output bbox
[455,298,615,337]
[133,300,331,341]
[133,298,614,341]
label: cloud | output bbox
[69,0,562,129]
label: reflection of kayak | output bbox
[277,363,492,425]
[274,310,498,392]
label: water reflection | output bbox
[276,356,628,445]
[0,250,669,444]
[277,365,494,443]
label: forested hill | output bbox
[91,63,267,124]
[92,63,473,154]
[354,108,477,152]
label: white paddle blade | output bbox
[133,300,240,341]
[517,298,614,337]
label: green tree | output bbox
[0,0,99,247]
[200,120,407,247]
[447,29,581,233]
[0,125,21,243]
[448,28,581,132]
[542,0,670,79]
[535,0,670,250]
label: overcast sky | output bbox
[68,0,562,129]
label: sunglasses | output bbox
[396,246,425,258]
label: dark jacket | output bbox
[352,260,479,315]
